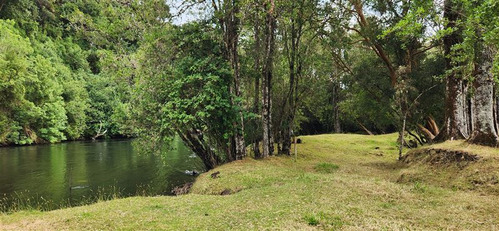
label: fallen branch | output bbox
[92,121,107,140]
[356,120,374,135]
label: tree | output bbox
[260,0,277,158]
[438,0,499,146]
[461,0,499,146]
[135,22,240,169]
[469,44,498,146]
[439,0,470,141]
[210,0,246,160]
[277,0,320,155]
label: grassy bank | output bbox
[1,134,498,230]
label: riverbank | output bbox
[1,134,498,230]
[0,136,135,147]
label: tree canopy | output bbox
[0,0,497,165]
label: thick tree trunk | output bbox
[442,74,469,140]
[439,0,469,141]
[178,130,220,170]
[261,0,275,158]
[468,46,498,146]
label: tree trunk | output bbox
[468,45,498,146]
[252,6,262,158]
[261,0,275,158]
[252,78,261,158]
[178,130,220,170]
[399,116,406,159]
[494,86,499,136]
[357,120,374,135]
[441,75,469,140]
[221,0,245,160]
[281,122,292,155]
[438,0,469,141]
[280,0,304,156]
[350,0,397,87]
[332,79,342,133]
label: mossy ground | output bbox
[1,134,498,230]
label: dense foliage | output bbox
[0,0,164,145]
[135,22,240,167]
[1,0,497,161]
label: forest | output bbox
[0,0,497,170]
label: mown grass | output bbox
[0,133,498,230]
[314,162,339,173]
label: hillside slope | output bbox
[1,134,498,230]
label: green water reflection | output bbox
[0,138,203,211]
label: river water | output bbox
[0,138,203,211]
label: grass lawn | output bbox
[1,133,498,230]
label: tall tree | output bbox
[464,0,499,146]
[246,0,264,158]
[439,0,470,141]
[343,0,444,148]
[278,0,319,155]
[211,0,246,160]
[261,0,276,158]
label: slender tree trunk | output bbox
[399,115,406,159]
[332,79,342,133]
[220,0,245,160]
[494,87,499,136]
[281,122,292,155]
[252,7,262,158]
[467,93,473,136]
[280,1,304,155]
[233,67,246,161]
[261,0,276,158]
[439,0,468,141]
[468,45,498,146]
[350,0,397,87]
[357,120,374,135]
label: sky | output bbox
[167,0,209,25]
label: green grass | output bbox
[1,133,498,230]
[314,162,339,173]
[304,214,320,226]
[399,140,499,194]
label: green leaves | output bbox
[444,0,499,82]
[135,22,237,156]
[379,0,438,49]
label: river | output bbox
[0,138,203,211]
